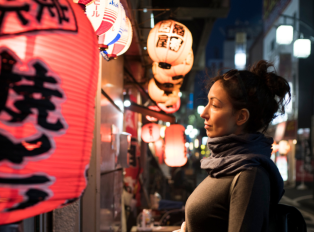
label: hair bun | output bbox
[250,60,291,107]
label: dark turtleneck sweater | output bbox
[185,133,283,232]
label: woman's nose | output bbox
[200,105,209,119]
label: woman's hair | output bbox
[207,60,291,133]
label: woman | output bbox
[181,60,291,232]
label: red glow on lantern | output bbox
[21,141,42,151]
[0,0,99,224]
[141,123,160,143]
[164,124,187,167]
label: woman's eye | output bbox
[212,104,217,108]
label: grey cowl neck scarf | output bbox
[200,132,284,204]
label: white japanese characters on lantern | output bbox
[98,0,123,46]
[152,49,193,87]
[147,19,192,69]
[147,78,179,105]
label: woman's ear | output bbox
[236,108,250,126]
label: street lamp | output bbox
[275,14,314,58]
[294,38,311,58]
[276,25,294,44]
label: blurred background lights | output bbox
[189,142,193,150]
[202,136,208,145]
[197,105,205,114]
[123,99,131,107]
[194,139,199,148]
[185,142,189,148]
[160,126,166,138]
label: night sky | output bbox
[206,0,263,61]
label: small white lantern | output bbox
[276,25,293,45]
[294,39,311,58]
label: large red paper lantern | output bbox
[98,0,123,45]
[158,98,181,114]
[141,123,160,143]
[164,125,187,167]
[152,49,193,89]
[0,0,98,224]
[148,78,179,105]
[147,20,192,69]
[154,138,164,164]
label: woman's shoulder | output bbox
[238,166,270,185]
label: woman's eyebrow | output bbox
[210,97,222,104]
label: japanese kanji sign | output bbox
[0,0,98,224]
[147,19,192,68]
[0,0,77,36]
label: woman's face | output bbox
[200,80,240,138]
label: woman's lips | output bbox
[204,124,212,129]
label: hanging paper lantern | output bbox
[146,106,160,122]
[147,19,192,69]
[148,78,179,104]
[164,125,187,167]
[86,0,120,36]
[154,138,164,164]
[141,123,160,143]
[153,77,182,92]
[0,0,98,224]
[98,0,123,46]
[101,15,129,60]
[85,0,108,32]
[158,98,181,114]
[152,49,194,90]
[117,17,133,56]
[73,0,95,6]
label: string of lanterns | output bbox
[84,3,190,167]
[147,19,193,115]
[84,0,133,61]
[141,20,193,167]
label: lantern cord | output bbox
[101,89,123,113]
[124,68,162,110]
